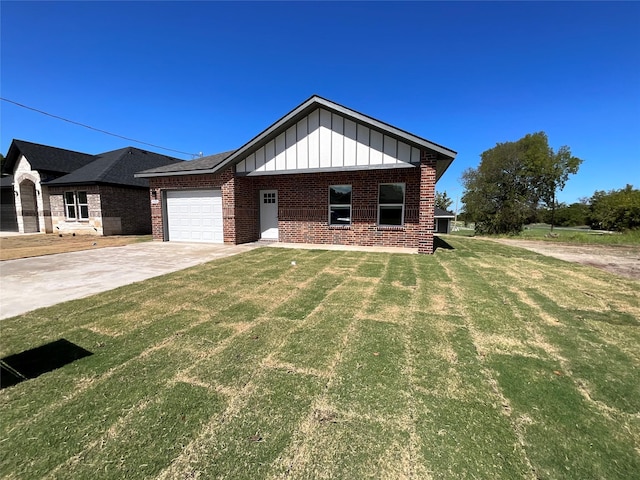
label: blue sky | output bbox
[1,1,638,204]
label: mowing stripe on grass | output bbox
[161,369,323,480]
[409,314,494,402]
[355,260,386,278]
[327,319,409,420]
[524,288,640,415]
[490,354,640,479]
[387,253,418,287]
[0,311,231,437]
[189,318,294,390]
[2,240,639,479]
[0,346,199,478]
[275,276,374,372]
[48,382,226,480]
[274,415,411,479]
[273,272,344,320]
[276,311,352,372]
[414,393,531,479]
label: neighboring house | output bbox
[434,207,456,234]
[138,96,457,253]
[1,175,18,232]
[1,140,183,235]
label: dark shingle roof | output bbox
[135,150,235,176]
[3,140,95,175]
[434,207,455,217]
[1,175,14,188]
[45,147,185,188]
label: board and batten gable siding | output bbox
[235,108,421,175]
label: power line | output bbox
[1,97,200,157]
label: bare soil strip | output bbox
[487,238,640,280]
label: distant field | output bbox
[2,238,639,479]
[449,223,640,245]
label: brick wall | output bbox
[147,150,438,252]
[99,185,154,235]
[419,152,437,254]
[48,185,103,235]
[48,185,153,235]
[235,167,423,248]
[149,171,234,241]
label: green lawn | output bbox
[1,238,639,479]
[450,222,640,245]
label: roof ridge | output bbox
[92,149,126,183]
[13,139,94,157]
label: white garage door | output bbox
[166,190,223,243]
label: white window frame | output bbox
[378,183,405,226]
[328,185,352,226]
[64,191,89,221]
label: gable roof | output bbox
[434,207,455,218]
[44,147,185,188]
[3,139,95,175]
[136,95,457,180]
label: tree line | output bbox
[456,132,639,233]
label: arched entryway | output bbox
[19,180,40,233]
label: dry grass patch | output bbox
[0,233,150,260]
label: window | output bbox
[263,192,276,204]
[378,183,405,226]
[329,185,352,225]
[64,191,89,220]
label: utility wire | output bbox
[1,97,200,157]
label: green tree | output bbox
[462,132,582,235]
[462,132,551,234]
[541,202,590,227]
[589,185,640,231]
[537,144,583,231]
[435,191,453,211]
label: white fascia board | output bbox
[135,169,216,178]
[239,162,416,177]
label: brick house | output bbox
[137,96,457,253]
[1,140,182,235]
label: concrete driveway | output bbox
[0,242,257,319]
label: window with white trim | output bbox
[378,183,405,226]
[329,185,352,225]
[64,191,89,220]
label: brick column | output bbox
[149,179,165,240]
[419,151,437,254]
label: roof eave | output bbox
[135,168,217,178]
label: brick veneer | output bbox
[148,149,438,253]
[48,185,154,235]
[419,152,437,254]
[149,171,235,242]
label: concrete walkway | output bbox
[267,242,418,255]
[0,242,257,319]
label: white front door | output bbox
[259,190,278,240]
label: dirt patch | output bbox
[488,239,640,281]
[0,233,151,260]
